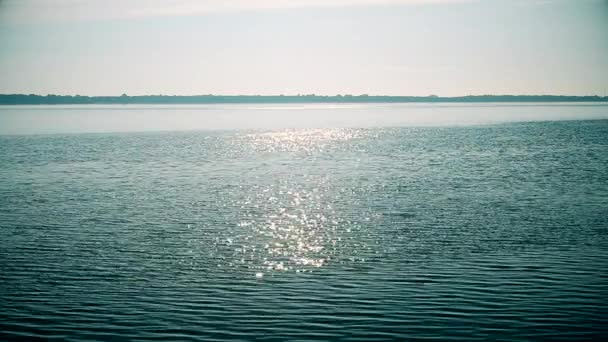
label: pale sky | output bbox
[0,0,606,96]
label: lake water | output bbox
[1,104,607,341]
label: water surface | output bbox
[1,104,607,341]
[1,102,607,135]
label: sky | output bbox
[0,0,606,96]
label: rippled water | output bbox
[1,106,608,341]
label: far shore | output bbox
[1,94,607,105]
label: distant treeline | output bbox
[0,94,607,105]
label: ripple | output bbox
[1,121,607,341]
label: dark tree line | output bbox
[0,94,606,105]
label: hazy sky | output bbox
[0,0,606,96]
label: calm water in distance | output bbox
[1,104,607,341]
[1,103,608,135]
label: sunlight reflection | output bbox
[242,128,363,153]
[227,128,366,274]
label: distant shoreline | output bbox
[1,94,607,105]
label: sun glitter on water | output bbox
[243,128,364,153]
[226,128,368,275]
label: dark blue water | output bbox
[1,118,607,340]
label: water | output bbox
[1,103,608,135]
[1,104,607,341]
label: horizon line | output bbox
[2,93,608,98]
[1,93,607,105]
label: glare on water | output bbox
[216,129,369,275]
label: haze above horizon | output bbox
[0,0,607,97]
